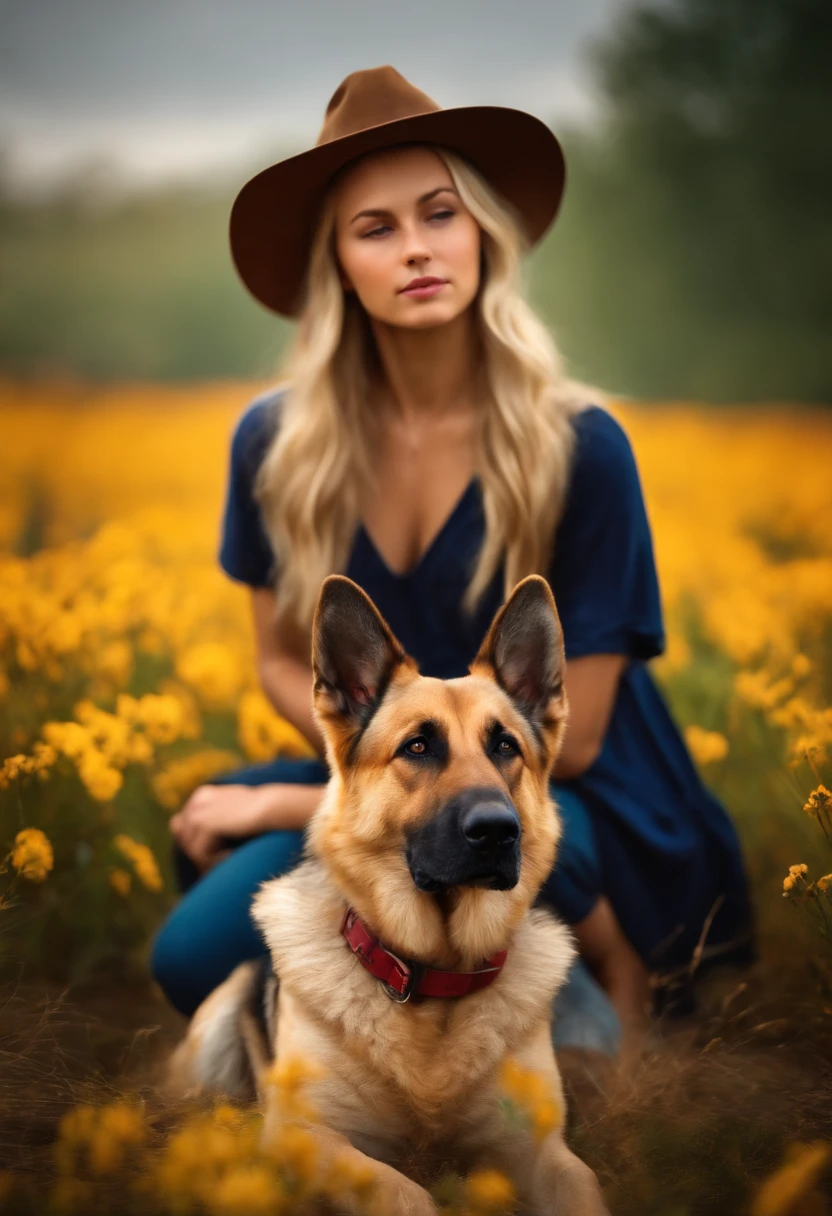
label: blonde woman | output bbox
[151,67,753,1055]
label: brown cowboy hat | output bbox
[229,65,566,318]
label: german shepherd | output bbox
[167,574,609,1215]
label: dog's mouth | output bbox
[408,863,519,894]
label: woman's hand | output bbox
[169,784,275,873]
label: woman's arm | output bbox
[552,653,627,780]
[250,586,326,756]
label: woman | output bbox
[151,66,753,1055]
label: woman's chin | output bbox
[390,300,465,330]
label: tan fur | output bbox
[166,576,609,1214]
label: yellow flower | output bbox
[54,1104,97,1174]
[237,690,315,763]
[751,1142,830,1216]
[87,1103,146,1175]
[42,721,93,761]
[135,693,184,745]
[73,700,135,765]
[684,725,729,766]
[530,1098,561,1142]
[11,828,54,882]
[158,679,203,739]
[151,748,241,811]
[464,1167,517,1214]
[790,736,828,765]
[817,874,832,893]
[0,743,56,788]
[176,642,243,711]
[791,653,813,679]
[208,1165,285,1215]
[53,1101,145,1179]
[734,671,794,713]
[262,1056,326,1125]
[78,751,124,802]
[783,864,810,897]
[94,639,133,686]
[114,834,163,892]
[210,1103,251,1131]
[152,1114,260,1208]
[57,1103,97,1146]
[804,785,831,820]
[499,1058,563,1143]
[266,1123,318,1186]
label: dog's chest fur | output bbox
[252,860,574,1158]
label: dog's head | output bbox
[306,575,567,968]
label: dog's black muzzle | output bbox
[405,787,521,893]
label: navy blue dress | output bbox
[217,386,754,976]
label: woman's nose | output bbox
[401,225,432,265]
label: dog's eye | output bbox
[496,734,519,757]
[404,736,429,756]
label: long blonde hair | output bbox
[255,144,606,636]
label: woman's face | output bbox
[332,146,482,329]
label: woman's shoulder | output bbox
[229,383,289,476]
[571,402,636,462]
[567,403,642,496]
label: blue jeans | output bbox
[151,758,620,1056]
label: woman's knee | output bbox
[150,910,205,1017]
[150,829,306,1016]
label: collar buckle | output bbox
[381,954,424,1004]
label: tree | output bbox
[535,0,832,402]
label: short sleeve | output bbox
[548,406,665,662]
[218,389,284,588]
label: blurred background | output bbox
[2,5,832,1213]
[2,0,830,401]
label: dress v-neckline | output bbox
[356,476,479,581]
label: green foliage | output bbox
[0,176,291,382]
[532,0,832,402]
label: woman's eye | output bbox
[363,224,391,238]
[404,737,429,756]
[428,210,454,222]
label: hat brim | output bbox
[229,105,566,317]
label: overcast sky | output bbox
[0,0,646,194]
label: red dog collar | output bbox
[341,906,507,1003]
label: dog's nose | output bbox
[460,804,520,851]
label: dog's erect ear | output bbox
[312,575,407,729]
[471,576,565,732]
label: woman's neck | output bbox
[369,307,482,424]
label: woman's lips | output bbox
[400,281,448,299]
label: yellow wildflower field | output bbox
[1,379,831,963]
[1,379,831,1214]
